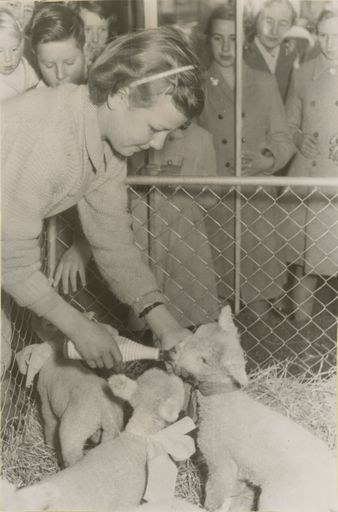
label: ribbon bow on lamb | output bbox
[126,416,196,503]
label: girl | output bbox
[0,8,38,101]
[199,4,295,316]
[283,9,338,324]
[2,26,204,368]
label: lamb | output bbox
[2,368,195,512]
[16,341,124,467]
[171,306,338,512]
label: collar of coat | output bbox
[312,53,338,80]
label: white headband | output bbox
[130,65,195,87]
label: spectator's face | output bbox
[100,91,187,158]
[0,32,22,75]
[5,1,34,28]
[79,8,109,63]
[257,2,293,50]
[317,16,338,60]
[210,19,236,68]
[36,37,86,87]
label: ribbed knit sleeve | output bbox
[77,165,165,315]
[1,88,83,316]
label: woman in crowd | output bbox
[199,3,295,316]
[244,0,298,102]
[69,1,117,67]
[282,9,338,324]
[0,7,38,101]
[129,122,221,329]
[1,26,203,369]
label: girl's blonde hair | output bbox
[0,8,23,40]
[88,25,204,120]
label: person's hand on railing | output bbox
[53,236,92,294]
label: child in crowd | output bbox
[244,0,298,102]
[0,8,38,101]
[129,123,221,328]
[27,2,90,305]
[282,9,338,324]
[29,3,86,87]
[2,0,34,29]
[69,1,117,67]
[37,3,114,297]
[199,4,295,316]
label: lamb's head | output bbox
[171,306,248,387]
[108,368,185,432]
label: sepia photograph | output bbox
[0,0,337,511]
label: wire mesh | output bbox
[1,181,337,432]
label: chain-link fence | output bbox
[1,178,337,432]
[128,176,337,378]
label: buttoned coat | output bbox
[283,54,338,275]
[130,124,220,327]
[244,40,297,102]
[198,62,295,303]
[199,62,293,178]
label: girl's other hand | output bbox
[53,237,92,294]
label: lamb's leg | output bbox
[40,397,58,450]
[205,456,238,512]
[101,401,123,443]
[59,404,100,467]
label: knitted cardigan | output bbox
[1,84,164,316]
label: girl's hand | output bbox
[53,237,92,294]
[160,326,191,351]
[297,133,320,159]
[70,319,122,369]
[143,303,190,350]
[241,150,275,176]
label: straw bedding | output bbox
[1,363,336,507]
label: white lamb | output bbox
[16,341,124,467]
[2,368,191,512]
[172,306,338,512]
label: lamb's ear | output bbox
[222,340,249,387]
[108,375,138,402]
[225,360,249,387]
[218,305,234,331]
[158,397,181,423]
